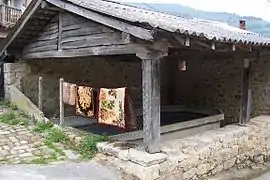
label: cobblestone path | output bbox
[0,122,67,164]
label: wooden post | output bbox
[59,78,64,126]
[57,10,63,51]
[38,77,43,111]
[240,59,251,124]
[137,52,165,153]
[1,5,6,25]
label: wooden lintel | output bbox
[46,0,154,41]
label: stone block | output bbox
[159,170,183,180]
[159,160,178,176]
[98,142,130,161]
[3,63,28,73]
[114,158,160,180]
[128,149,167,167]
[223,157,236,170]
[196,163,213,176]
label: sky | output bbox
[118,0,270,21]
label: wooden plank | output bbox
[239,58,251,124]
[141,58,161,153]
[62,26,114,38]
[23,44,146,59]
[35,32,58,41]
[46,0,154,41]
[26,39,58,49]
[62,21,99,31]
[61,32,127,50]
[58,11,63,51]
[61,12,88,26]
[110,113,224,141]
[24,44,58,54]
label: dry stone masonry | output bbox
[98,116,270,180]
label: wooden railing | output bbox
[0,4,22,27]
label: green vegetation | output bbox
[77,135,108,159]
[33,122,53,133]
[29,155,58,165]
[46,128,68,143]
[32,122,108,160]
[0,100,11,107]
[44,140,65,156]
[0,113,29,126]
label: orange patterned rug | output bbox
[76,86,95,117]
[98,88,126,129]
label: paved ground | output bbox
[0,121,72,164]
[0,161,118,180]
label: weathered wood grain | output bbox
[23,44,146,58]
[62,26,114,38]
[240,58,251,124]
[58,11,63,50]
[47,0,154,40]
[24,44,58,54]
[140,56,161,153]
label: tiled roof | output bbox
[66,0,270,46]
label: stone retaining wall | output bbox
[97,116,270,180]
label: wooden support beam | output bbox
[38,76,43,111]
[137,52,167,153]
[58,11,63,51]
[239,58,251,124]
[23,44,146,59]
[59,78,64,126]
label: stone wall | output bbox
[98,115,270,180]
[170,57,243,125]
[250,55,270,117]
[4,62,30,100]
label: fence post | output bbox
[38,77,43,111]
[59,78,64,126]
[1,5,6,25]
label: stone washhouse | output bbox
[1,0,270,179]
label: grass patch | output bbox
[77,135,107,159]
[0,100,18,110]
[46,128,68,143]
[44,140,65,156]
[29,155,58,165]
[33,122,53,133]
[0,113,29,126]
[0,100,11,107]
